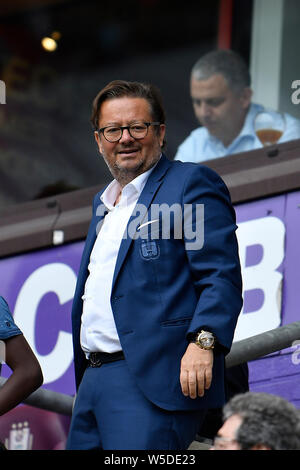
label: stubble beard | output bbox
[103,150,160,188]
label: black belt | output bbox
[88,351,124,368]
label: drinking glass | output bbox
[254,109,285,146]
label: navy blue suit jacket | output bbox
[71,155,243,411]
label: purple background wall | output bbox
[235,190,300,408]
[0,189,300,448]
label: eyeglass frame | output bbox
[97,121,161,143]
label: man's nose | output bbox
[197,102,212,119]
[119,128,135,143]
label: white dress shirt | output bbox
[174,103,300,163]
[80,164,157,356]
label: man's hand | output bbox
[180,342,213,399]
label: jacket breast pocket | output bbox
[160,316,192,327]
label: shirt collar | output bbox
[100,156,161,210]
[206,103,264,149]
[238,103,264,139]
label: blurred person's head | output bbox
[190,49,252,146]
[211,392,300,450]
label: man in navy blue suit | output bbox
[66,80,243,450]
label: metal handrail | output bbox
[1,321,300,416]
[0,377,74,415]
[226,320,300,368]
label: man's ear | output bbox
[158,124,166,148]
[94,131,103,154]
[240,87,252,109]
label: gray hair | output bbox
[191,49,251,92]
[223,392,300,450]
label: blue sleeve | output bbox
[0,297,23,340]
[182,165,243,351]
[174,136,197,163]
[174,129,207,163]
[280,113,300,143]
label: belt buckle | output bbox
[89,353,102,368]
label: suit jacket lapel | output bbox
[112,154,171,289]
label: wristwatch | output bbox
[193,330,215,350]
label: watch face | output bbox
[198,331,215,349]
[201,336,214,347]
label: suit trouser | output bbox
[66,359,206,450]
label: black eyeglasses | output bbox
[97,121,161,143]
